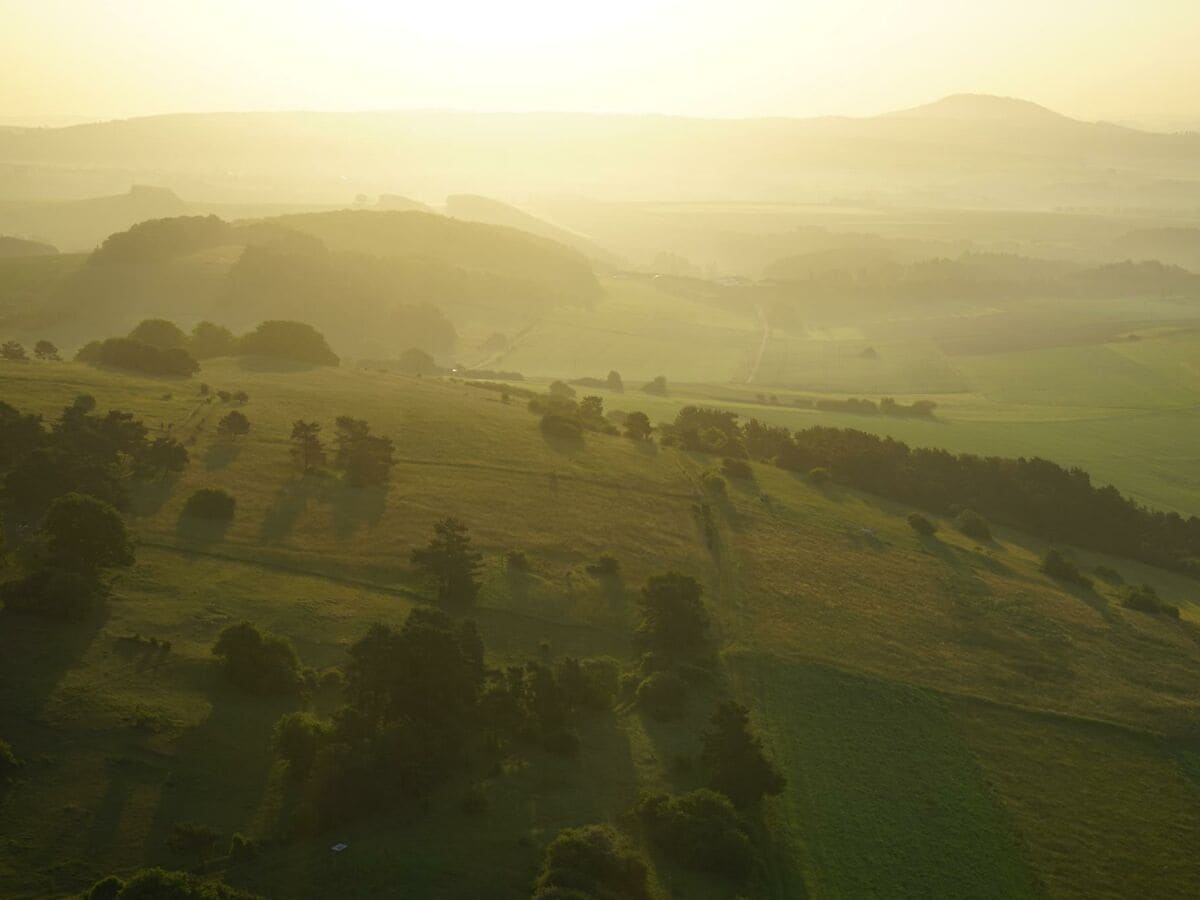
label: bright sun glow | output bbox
[2,0,1199,121]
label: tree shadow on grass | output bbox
[128,475,182,518]
[204,441,241,471]
[260,477,325,543]
[0,603,109,720]
[145,674,301,869]
[539,430,585,457]
[176,514,233,545]
[330,483,388,539]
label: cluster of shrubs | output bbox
[85,868,261,900]
[1120,583,1180,618]
[530,382,618,440]
[1040,549,1093,589]
[286,415,396,485]
[810,396,937,418]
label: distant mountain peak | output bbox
[885,93,1070,123]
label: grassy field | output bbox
[2,358,1200,898]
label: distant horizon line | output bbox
[4,93,1195,132]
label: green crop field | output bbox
[3,356,1199,898]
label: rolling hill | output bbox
[2,96,1199,210]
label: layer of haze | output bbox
[3,0,1199,123]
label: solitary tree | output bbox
[290,420,326,474]
[40,492,134,575]
[334,416,394,486]
[624,411,652,441]
[33,340,59,361]
[635,572,710,660]
[606,370,624,392]
[701,701,784,807]
[642,375,668,395]
[410,517,483,606]
[1,340,27,361]
[216,410,250,438]
[167,822,222,872]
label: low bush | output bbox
[540,413,582,440]
[808,466,830,486]
[182,488,236,520]
[214,622,302,693]
[585,555,620,577]
[701,470,727,495]
[533,825,650,900]
[907,512,937,535]
[505,550,533,573]
[954,508,991,541]
[1041,549,1093,589]
[635,789,754,881]
[1121,583,1180,618]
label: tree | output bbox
[533,825,650,900]
[273,712,329,779]
[290,420,326,473]
[182,488,235,520]
[237,320,339,366]
[606,370,624,392]
[167,822,222,872]
[635,573,710,660]
[624,411,652,441]
[701,701,784,807]
[1,340,28,361]
[642,375,668,395]
[33,340,59,360]
[955,508,991,540]
[907,512,936,535]
[129,318,188,349]
[397,347,441,375]
[634,789,754,881]
[410,517,483,605]
[135,437,189,480]
[334,416,395,486]
[216,410,249,438]
[40,492,134,574]
[189,321,236,358]
[213,622,301,693]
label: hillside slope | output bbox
[2,359,1199,898]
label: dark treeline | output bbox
[663,406,1200,575]
[76,318,340,376]
[0,395,186,617]
[763,252,1200,305]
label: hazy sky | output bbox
[3,0,1198,123]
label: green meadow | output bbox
[3,356,1199,898]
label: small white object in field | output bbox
[331,843,348,852]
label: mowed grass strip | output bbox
[951,699,1200,900]
[731,654,1039,900]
